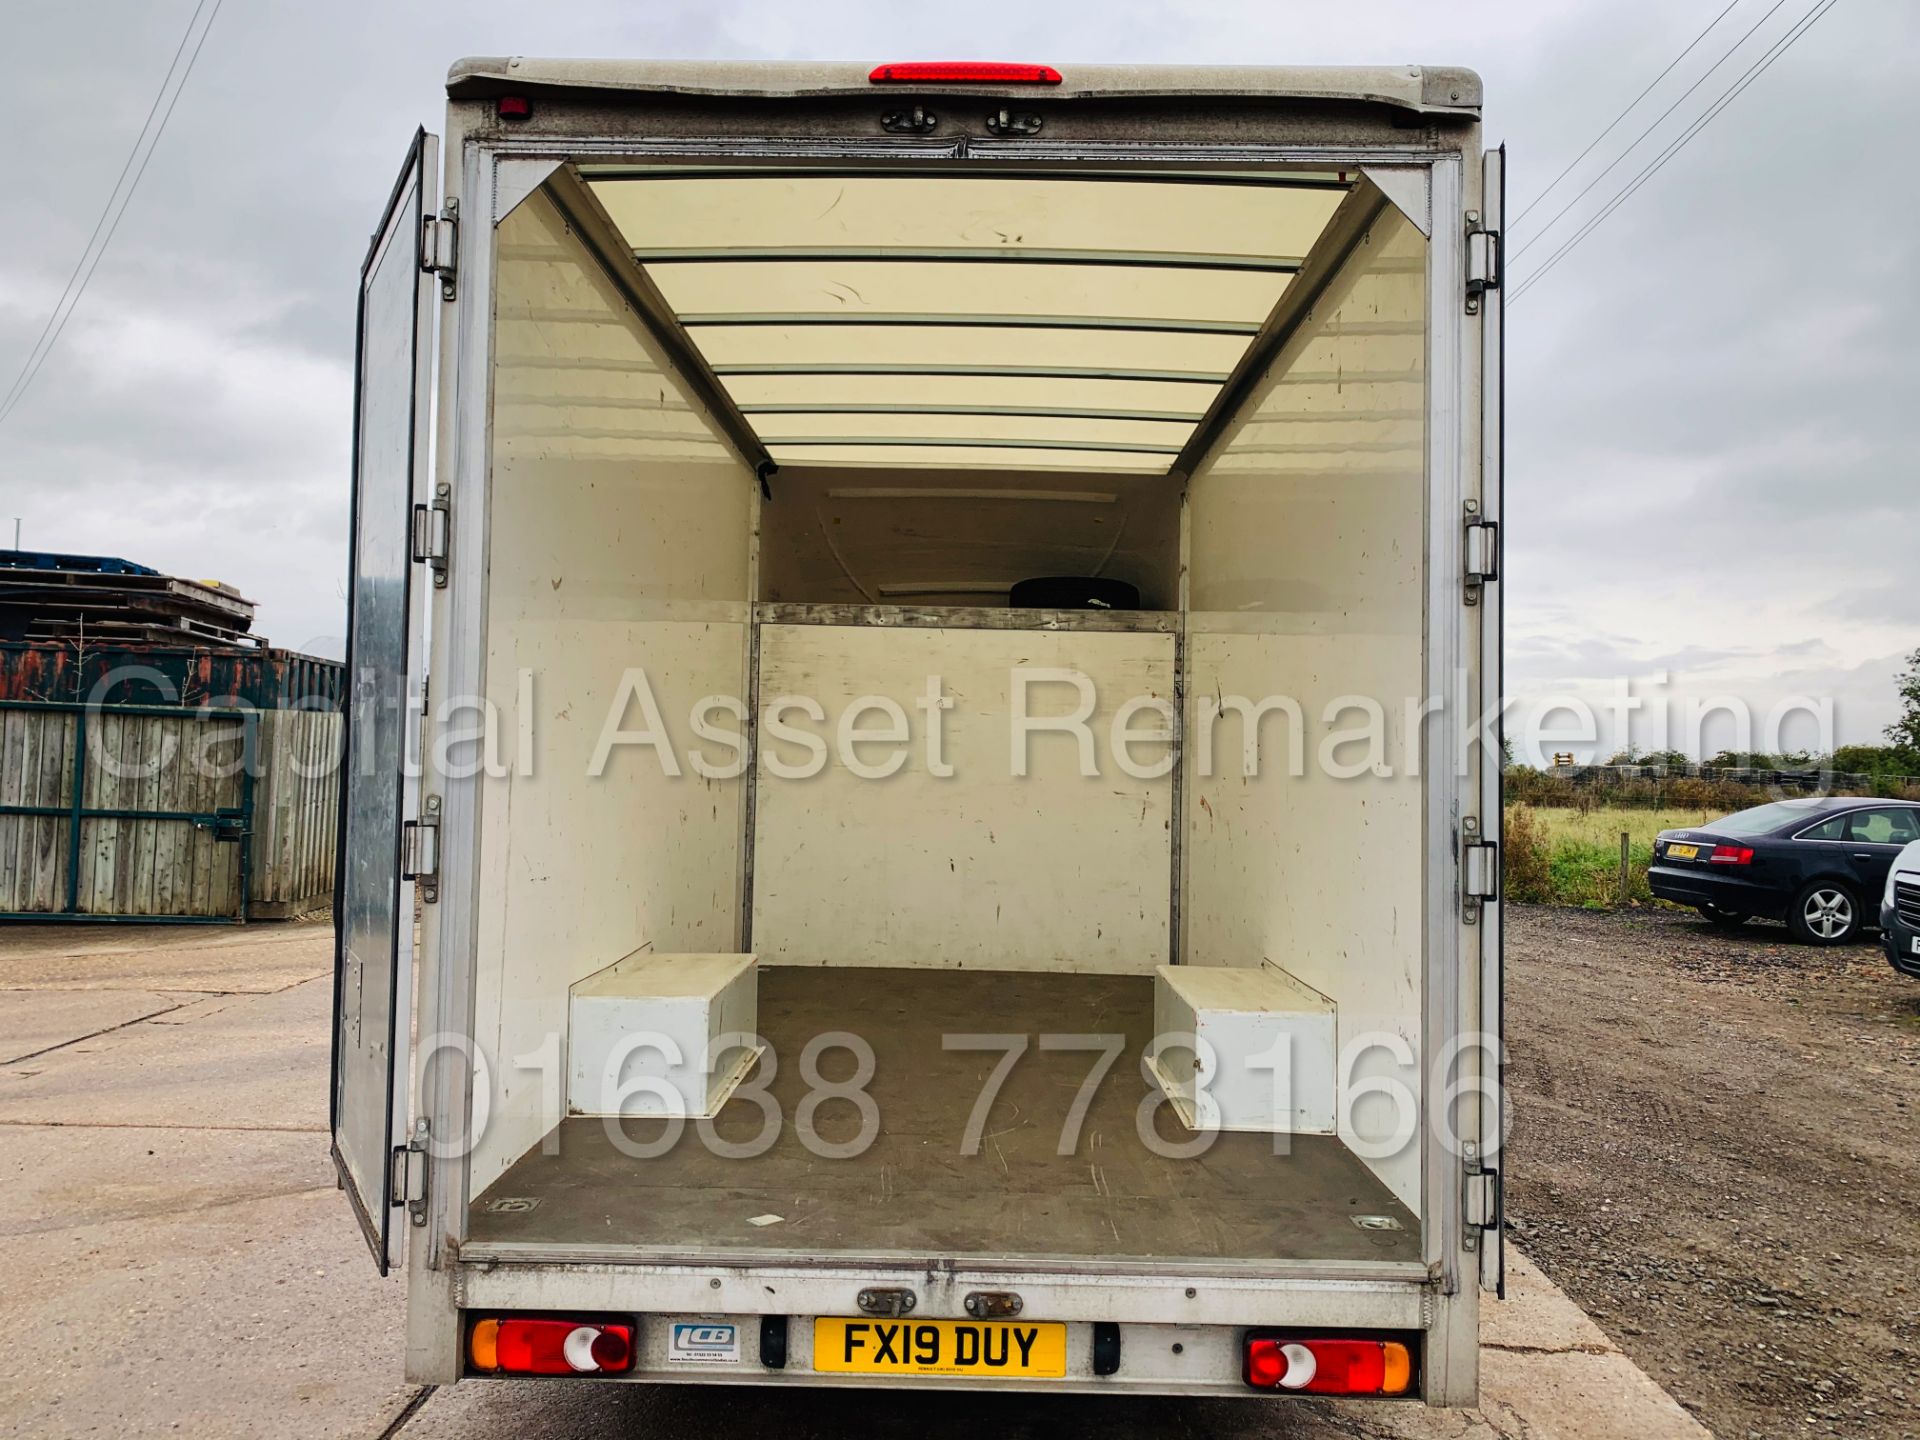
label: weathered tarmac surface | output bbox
[0,919,1702,1439]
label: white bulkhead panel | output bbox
[751,623,1175,972]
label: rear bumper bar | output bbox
[435,1249,1443,1396]
[1647,863,1783,919]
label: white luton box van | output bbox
[333,57,1506,1406]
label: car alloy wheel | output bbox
[1800,887,1855,942]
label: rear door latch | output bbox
[402,800,441,903]
[1464,504,1498,605]
[1466,220,1501,313]
[1464,1154,1501,1250]
[421,210,458,299]
[411,485,451,589]
[1462,816,1498,924]
[391,1119,430,1229]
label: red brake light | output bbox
[469,1318,634,1375]
[1245,1337,1412,1395]
[497,95,532,121]
[868,62,1063,85]
[1709,844,1754,865]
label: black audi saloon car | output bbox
[1649,797,1920,945]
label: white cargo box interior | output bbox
[456,155,1435,1273]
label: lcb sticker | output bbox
[667,1321,741,1364]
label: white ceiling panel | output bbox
[585,169,1352,472]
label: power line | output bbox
[0,0,211,422]
[1514,0,1837,301]
[1512,0,1744,229]
[1512,0,1791,257]
[1512,0,1839,303]
[0,0,225,429]
[1514,0,1837,299]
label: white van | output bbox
[332,58,1507,1406]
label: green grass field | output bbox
[1503,804,1730,909]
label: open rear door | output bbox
[1476,143,1507,1296]
[332,129,439,1274]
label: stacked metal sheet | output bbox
[0,550,259,646]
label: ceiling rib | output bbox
[635,245,1304,273]
[677,312,1263,336]
[581,165,1355,190]
[824,488,1118,503]
[761,436,1186,456]
[739,403,1206,423]
[711,362,1230,383]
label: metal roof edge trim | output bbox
[447,58,1483,115]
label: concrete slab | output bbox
[1476,1255,1707,1437]
[0,988,181,1064]
[1476,1346,1709,1440]
[1482,1250,1616,1353]
[0,1122,417,1440]
[0,920,331,962]
[0,977,330,1131]
[1374,1254,1709,1440]
[394,1372,1390,1438]
[0,922,331,994]
[0,1118,321,1241]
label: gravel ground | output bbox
[1507,905,1920,1440]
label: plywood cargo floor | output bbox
[469,967,1419,1265]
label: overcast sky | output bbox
[2,0,1912,758]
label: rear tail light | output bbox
[1245,1336,1413,1396]
[868,62,1063,85]
[1709,845,1754,865]
[469,1317,634,1375]
[496,95,532,121]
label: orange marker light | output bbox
[469,1318,501,1372]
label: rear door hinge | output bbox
[1464,504,1498,605]
[411,484,451,589]
[1463,1153,1501,1249]
[1462,816,1498,923]
[391,1119,430,1229]
[421,211,458,299]
[1466,219,1500,313]
[402,799,441,903]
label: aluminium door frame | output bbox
[410,119,1488,1403]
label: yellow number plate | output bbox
[813,1318,1067,1377]
[1667,843,1700,859]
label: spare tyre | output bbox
[1009,576,1140,611]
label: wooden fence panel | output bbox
[248,710,342,916]
[0,705,338,919]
